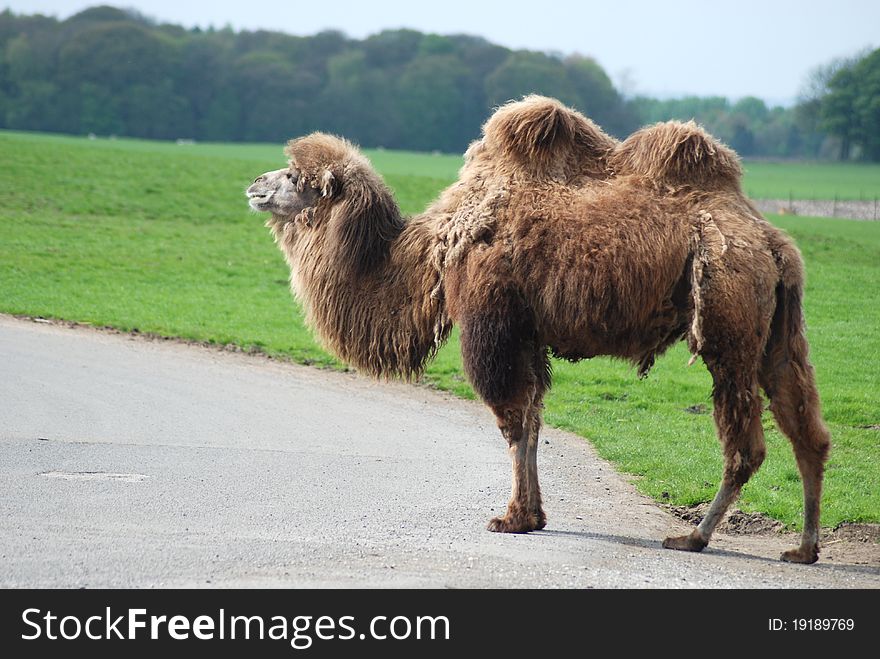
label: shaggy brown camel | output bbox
[246,97,830,564]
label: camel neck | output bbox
[280,214,450,380]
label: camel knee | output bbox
[724,444,766,487]
[807,419,831,458]
[813,430,831,465]
[495,408,526,447]
[768,397,831,470]
[795,432,830,478]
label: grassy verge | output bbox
[1,130,877,528]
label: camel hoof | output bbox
[780,545,819,564]
[662,531,708,552]
[487,514,537,534]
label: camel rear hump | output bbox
[610,121,743,190]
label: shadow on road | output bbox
[536,528,880,576]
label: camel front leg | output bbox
[456,297,548,534]
[487,405,545,533]
[525,402,546,530]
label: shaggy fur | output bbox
[249,133,450,379]
[481,94,617,182]
[246,96,830,564]
[609,120,743,190]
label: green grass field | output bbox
[1,130,878,529]
[12,129,880,202]
[742,161,880,201]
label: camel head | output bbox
[247,132,404,275]
[246,167,321,218]
[245,134,347,224]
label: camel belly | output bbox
[525,244,693,363]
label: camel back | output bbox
[610,121,743,190]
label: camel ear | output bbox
[320,169,338,198]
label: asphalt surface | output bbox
[1,314,877,588]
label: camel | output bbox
[246,96,830,564]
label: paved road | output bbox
[1,315,877,588]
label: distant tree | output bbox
[0,6,844,157]
[485,51,577,108]
[317,50,397,146]
[396,54,472,151]
[5,81,64,131]
[821,65,859,159]
[728,118,756,156]
[176,31,244,139]
[795,56,850,150]
[732,96,769,123]
[363,29,422,68]
[629,95,731,127]
[77,82,124,135]
[447,34,508,79]
[57,22,175,91]
[850,48,880,161]
[810,48,880,161]
[123,80,193,139]
[4,32,54,81]
[201,88,242,141]
[564,54,636,136]
[64,5,150,25]
[301,29,349,64]
[234,50,320,142]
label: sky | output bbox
[5,0,878,106]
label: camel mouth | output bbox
[247,191,274,210]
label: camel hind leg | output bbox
[663,362,767,553]
[759,288,831,564]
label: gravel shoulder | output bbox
[1,314,877,588]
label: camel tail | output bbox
[765,239,807,365]
[759,239,830,562]
[762,239,813,389]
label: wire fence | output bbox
[746,192,880,220]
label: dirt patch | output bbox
[665,503,784,535]
[666,503,880,543]
[830,522,880,544]
[665,502,880,566]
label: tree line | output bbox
[1,5,876,159]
